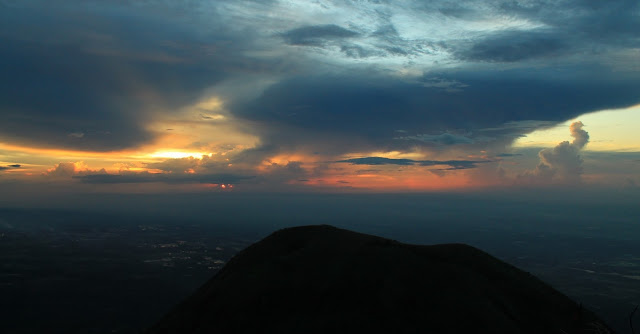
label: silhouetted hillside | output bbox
[147,225,613,334]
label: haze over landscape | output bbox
[0,0,639,333]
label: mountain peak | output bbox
[147,225,613,334]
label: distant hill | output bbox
[146,225,613,334]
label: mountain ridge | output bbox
[147,225,613,334]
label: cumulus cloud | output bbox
[147,156,206,174]
[38,159,254,185]
[43,162,106,179]
[44,162,84,178]
[145,154,242,174]
[518,121,590,184]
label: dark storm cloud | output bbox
[500,0,640,43]
[0,2,256,151]
[336,157,492,170]
[282,24,360,46]
[0,39,152,150]
[457,30,567,62]
[477,120,558,138]
[492,0,637,56]
[233,69,640,155]
[2,0,640,161]
[439,1,637,62]
[396,132,474,145]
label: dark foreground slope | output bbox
[147,225,613,334]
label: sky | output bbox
[1,0,639,197]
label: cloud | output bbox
[420,77,469,93]
[337,157,415,166]
[144,154,245,175]
[75,172,253,185]
[40,158,253,185]
[456,30,567,62]
[1,0,639,190]
[518,121,590,184]
[147,156,206,173]
[396,132,474,145]
[44,162,83,178]
[447,0,640,63]
[233,71,640,158]
[282,24,360,46]
[339,44,378,58]
[257,160,312,185]
[0,164,21,171]
[336,157,492,170]
[504,0,640,47]
[0,2,272,151]
[43,162,106,179]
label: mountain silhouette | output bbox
[147,225,613,334]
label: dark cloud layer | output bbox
[0,164,21,171]
[75,173,253,185]
[336,157,492,170]
[0,3,248,151]
[396,132,474,145]
[234,71,640,154]
[451,0,639,62]
[457,30,567,62]
[282,25,359,46]
[1,0,639,163]
[501,0,640,44]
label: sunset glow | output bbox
[0,0,638,194]
[149,152,212,159]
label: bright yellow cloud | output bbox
[143,94,259,156]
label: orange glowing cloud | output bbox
[0,95,259,179]
[303,163,476,191]
[142,95,259,156]
[252,149,493,191]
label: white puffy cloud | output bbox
[518,121,590,184]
